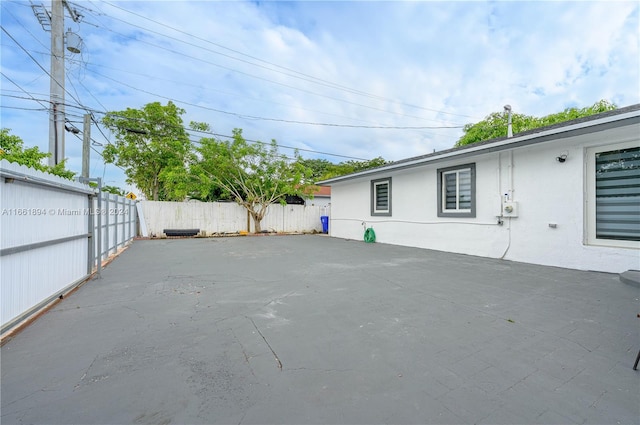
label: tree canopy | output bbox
[0,128,75,179]
[455,100,617,147]
[297,156,388,181]
[102,101,193,201]
[193,128,313,232]
[93,101,388,218]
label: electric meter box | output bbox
[502,201,519,218]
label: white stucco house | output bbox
[318,105,640,273]
[306,186,331,209]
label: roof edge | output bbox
[317,104,640,185]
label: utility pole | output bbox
[82,113,91,178]
[49,0,65,166]
[35,0,82,166]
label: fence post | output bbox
[113,194,118,252]
[87,192,94,274]
[104,193,109,259]
[96,178,102,277]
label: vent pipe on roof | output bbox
[504,105,513,138]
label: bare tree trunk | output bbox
[251,212,262,233]
[152,174,159,201]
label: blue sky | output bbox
[1,0,638,194]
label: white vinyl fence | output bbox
[0,160,136,334]
[139,200,329,236]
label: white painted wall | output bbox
[306,195,331,209]
[329,125,639,273]
[140,201,326,235]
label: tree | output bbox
[297,158,334,181]
[318,157,388,180]
[101,101,193,201]
[101,185,125,196]
[455,100,617,147]
[0,128,75,179]
[194,129,313,233]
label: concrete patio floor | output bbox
[1,235,639,424]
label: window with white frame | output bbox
[586,142,640,247]
[371,178,391,216]
[437,163,475,217]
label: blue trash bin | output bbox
[320,216,329,233]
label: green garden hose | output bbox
[364,227,376,243]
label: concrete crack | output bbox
[246,316,282,370]
[74,355,98,391]
[1,388,42,410]
[589,389,607,408]
[498,367,539,395]
[123,305,143,319]
[230,327,257,378]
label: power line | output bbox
[9,46,459,130]
[87,70,463,130]
[0,72,50,110]
[58,57,388,127]
[1,3,49,51]
[81,2,466,125]
[2,93,375,161]
[187,130,369,161]
[70,131,126,174]
[90,115,110,147]
[0,104,50,112]
[99,0,476,120]
[0,26,86,110]
[3,2,470,133]
[87,28,440,124]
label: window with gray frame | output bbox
[595,146,640,241]
[371,177,391,216]
[437,163,475,217]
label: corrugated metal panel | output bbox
[1,172,88,250]
[1,161,138,332]
[1,162,92,330]
[1,240,87,326]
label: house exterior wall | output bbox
[329,124,639,273]
[306,195,331,209]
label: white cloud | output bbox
[1,0,638,191]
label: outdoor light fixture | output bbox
[556,154,567,163]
